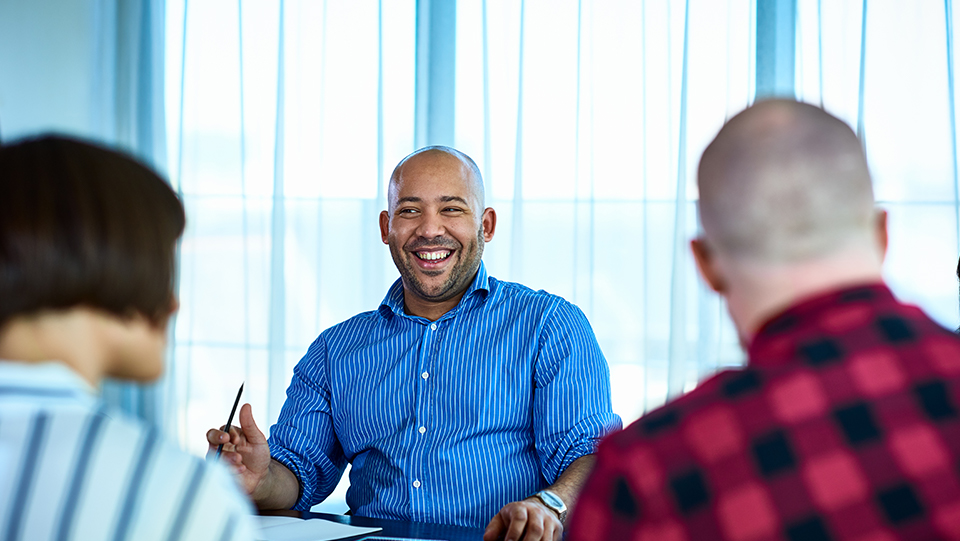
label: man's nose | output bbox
[415,212,445,239]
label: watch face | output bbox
[539,490,563,509]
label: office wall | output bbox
[0,0,102,140]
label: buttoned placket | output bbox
[408,315,446,522]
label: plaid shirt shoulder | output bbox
[568,284,960,541]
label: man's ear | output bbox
[379,210,390,244]
[691,238,726,294]
[481,208,497,242]
[874,208,888,263]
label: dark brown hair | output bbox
[0,135,185,327]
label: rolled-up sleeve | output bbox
[532,301,622,483]
[268,335,348,510]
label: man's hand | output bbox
[483,498,562,541]
[206,403,272,496]
[483,456,594,541]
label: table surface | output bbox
[262,510,489,541]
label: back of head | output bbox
[697,100,875,263]
[0,135,185,328]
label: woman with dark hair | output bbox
[0,136,255,540]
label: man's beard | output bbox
[389,226,485,304]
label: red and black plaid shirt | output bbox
[568,284,960,541]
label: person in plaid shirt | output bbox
[567,99,960,541]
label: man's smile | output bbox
[414,249,453,262]
[410,248,456,273]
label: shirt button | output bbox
[418,426,426,434]
[430,323,437,330]
[413,480,421,488]
[421,371,429,380]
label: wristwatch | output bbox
[531,489,568,523]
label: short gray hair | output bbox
[697,100,875,262]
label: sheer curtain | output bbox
[795,0,960,331]
[164,0,960,474]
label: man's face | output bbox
[379,151,495,306]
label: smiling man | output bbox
[208,146,621,541]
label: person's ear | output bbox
[153,296,180,331]
[163,297,180,327]
[691,238,727,294]
[874,208,888,263]
[379,210,390,244]
[481,208,497,242]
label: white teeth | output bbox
[418,251,449,261]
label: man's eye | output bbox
[443,207,464,213]
[398,208,419,215]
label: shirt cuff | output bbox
[548,414,623,482]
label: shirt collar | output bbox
[0,360,98,404]
[378,261,491,321]
[748,282,896,367]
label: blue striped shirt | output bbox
[268,263,622,528]
[0,362,256,541]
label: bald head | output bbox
[388,146,485,213]
[697,100,875,263]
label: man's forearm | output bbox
[542,454,596,515]
[253,459,301,510]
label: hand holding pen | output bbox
[206,385,275,497]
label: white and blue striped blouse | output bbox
[0,362,256,541]
[268,263,622,528]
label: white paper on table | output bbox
[254,515,382,541]
[255,517,303,530]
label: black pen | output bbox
[215,383,244,460]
